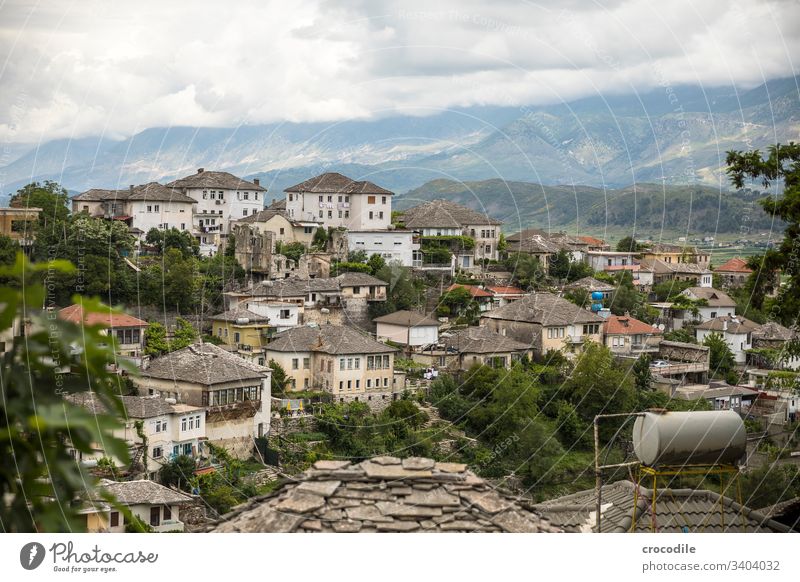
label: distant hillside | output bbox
[1,77,797,198]
[397,179,783,237]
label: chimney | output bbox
[129,185,134,193]
[253,178,260,186]
[197,167,205,174]
[723,319,728,332]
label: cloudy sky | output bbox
[1,0,797,143]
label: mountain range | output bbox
[1,76,796,234]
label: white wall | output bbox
[286,191,391,230]
[346,231,415,266]
[376,322,438,346]
[245,300,300,330]
[696,329,750,363]
[129,200,194,236]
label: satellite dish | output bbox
[657,323,665,331]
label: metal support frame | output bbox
[631,464,743,532]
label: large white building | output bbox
[167,168,266,253]
[72,182,197,240]
[284,172,394,231]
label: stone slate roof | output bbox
[534,479,790,533]
[753,321,796,342]
[443,326,530,355]
[167,169,265,191]
[716,257,753,273]
[446,284,493,298]
[245,277,341,298]
[210,457,561,533]
[683,287,736,307]
[141,342,269,386]
[480,292,604,326]
[285,172,393,196]
[566,276,616,293]
[96,479,193,506]
[209,307,270,324]
[373,309,440,327]
[401,199,502,229]
[66,391,177,419]
[266,324,396,355]
[335,272,387,288]
[696,315,760,334]
[641,258,710,275]
[73,182,196,204]
[58,303,148,329]
[237,208,287,224]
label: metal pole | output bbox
[594,416,601,533]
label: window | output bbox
[354,357,360,369]
[243,193,249,200]
[304,227,312,234]
[289,194,293,202]
[152,446,163,459]
[280,309,290,319]
[383,355,390,368]
[234,332,240,343]
[339,358,345,371]
[547,327,565,339]
[292,358,299,370]
[339,381,343,391]
[347,358,353,370]
[710,312,717,319]
[353,286,361,294]
[147,205,152,212]
[110,512,119,527]
[188,416,194,430]
[583,324,599,335]
[368,195,376,204]
[279,227,285,235]
[319,210,324,218]
[369,211,374,220]
[164,505,172,520]
[303,357,310,369]
[203,191,208,199]
[345,211,349,218]
[328,210,333,219]
[338,210,342,218]
[383,377,388,387]
[319,196,324,203]
[356,380,360,389]
[243,209,248,216]
[183,443,192,456]
[367,355,374,370]
[181,223,185,230]
[210,192,216,200]
[382,196,387,204]
[150,507,161,527]
[367,379,372,388]
[181,418,187,431]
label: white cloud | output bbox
[0,0,797,143]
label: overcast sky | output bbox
[0,0,797,144]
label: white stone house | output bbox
[345,229,418,267]
[284,172,394,231]
[136,343,272,458]
[167,168,266,252]
[264,324,398,402]
[72,182,197,241]
[373,310,440,347]
[96,479,194,532]
[400,199,503,270]
[695,316,760,364]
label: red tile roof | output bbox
[716,257,753,273]
[487,285,525,296]
[446,284,493,298]
[603,315,661,336]
[579,236,606,246]
[58,304,148,329]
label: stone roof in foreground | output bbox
[210,456,561,533]
[534,479,789,533]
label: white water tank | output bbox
[633,410,746,467]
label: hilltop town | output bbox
[2,158,799,534]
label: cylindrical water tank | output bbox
[591,291,604,301]
[632,411,746,467]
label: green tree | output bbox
[367,253,386,275]
[663,327,697,343]
[269,360,289,394]
[145,227,199,257]
[278,242,306,263]
[616,236,641,252]
[632,353,653,392]
[726,143,800,325]
[144,322,170,356]
[311,227,328,250]
[172,317,197,350]
[159,455,197,492]
[0,235,20,266]
[565,342,635,439]
[548,249,593,282]
[505,252,545,290]
[703,332,735,377]
[0,255,130,532]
